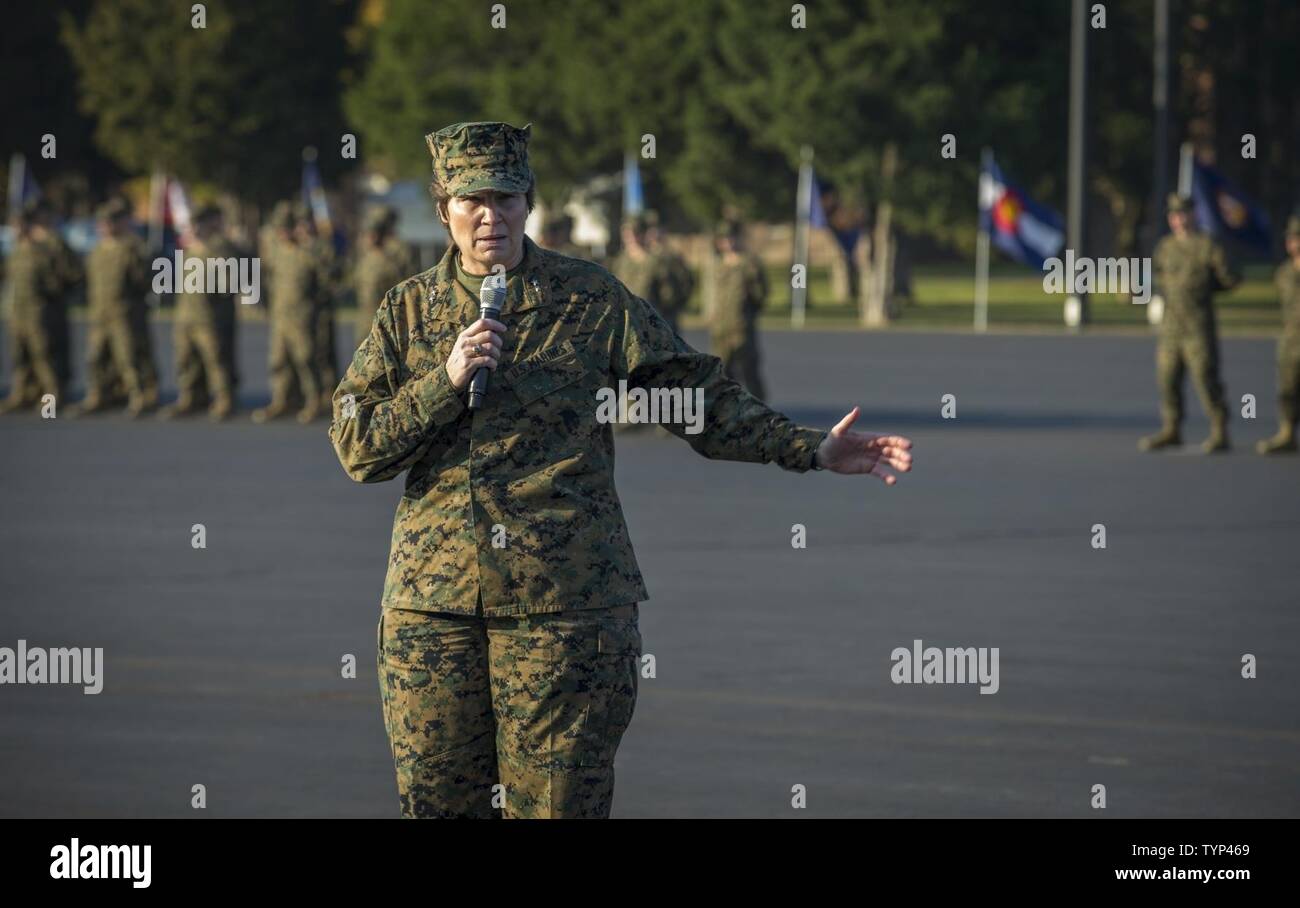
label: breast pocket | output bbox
[508,349,588,407]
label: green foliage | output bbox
[43,0,1296,257]
[62,0,357,205]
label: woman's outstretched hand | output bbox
[814,406,913,485]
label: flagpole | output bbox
[792,145,812,329]
[974,148,992,333]
[1066,0,1090,329]
[1177,142,1193,196]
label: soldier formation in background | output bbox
[710,217,767,402]
[70,198,158,417]
[7,193,1300,455]
[1256,215,1300,454]
[1139,193,1241,454]
[0,200,79,414]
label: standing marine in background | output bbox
[0,200,81,415]
[161,204,238,421]
[1139,193,1241,453]
[1256,215,1300,454]
[710,217,767,402]
[613,210,692,336]
[353,205,416,351]
[540,213,584,260]
[253,204,327,424]
[299,205,340,412]
[646,212,695,336]
[71,198,158,417]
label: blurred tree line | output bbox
[2,0,1296,259]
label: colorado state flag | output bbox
[979,156,1064,269]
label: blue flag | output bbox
[301,148,332,231]
[979,156,1064,270]
[809,171,828,229]
[1191,161,1271,252]
[6,152,42,223]
[623,152,643,216]
[810,171,861,256]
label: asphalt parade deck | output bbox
[2,322,1297,817]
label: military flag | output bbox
[302,146,332,233]
[1190,160,1272,252]
[979,155,1065,270]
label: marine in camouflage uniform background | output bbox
[0,201,80,414]
[299,207,341,413]
[613,210,693,336]
[330,121,829,819]
[1257,214,1300,454]
[71,197,159,417]
[352,204,416,352]
[253,204,329,423]
[1139,193,1241,453]
[160,204,240,421]
[540,213,584,260]
[710,217,768,402]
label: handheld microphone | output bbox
[468,276,507,410]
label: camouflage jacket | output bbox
[329,235,826,616]
[712,252,767,342]
[1276,260,1300,342]
[87,233,150,317]
[1153,232,1240,338]
[270,241,329,323]
[3,233,82,320]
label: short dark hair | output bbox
[429,175,536,224]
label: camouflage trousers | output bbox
[4,312,69,406]
[714,332,766,403]
[1275,336,1300,430]
[1156,333,1227,428]
[84,311,158,405]
[174,319,234,406]
[266,317,320,409]
[377,602,641,819]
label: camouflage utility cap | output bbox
[1285,215,1300,238]
[1167,193,1193,214]
[426,121,533,197]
